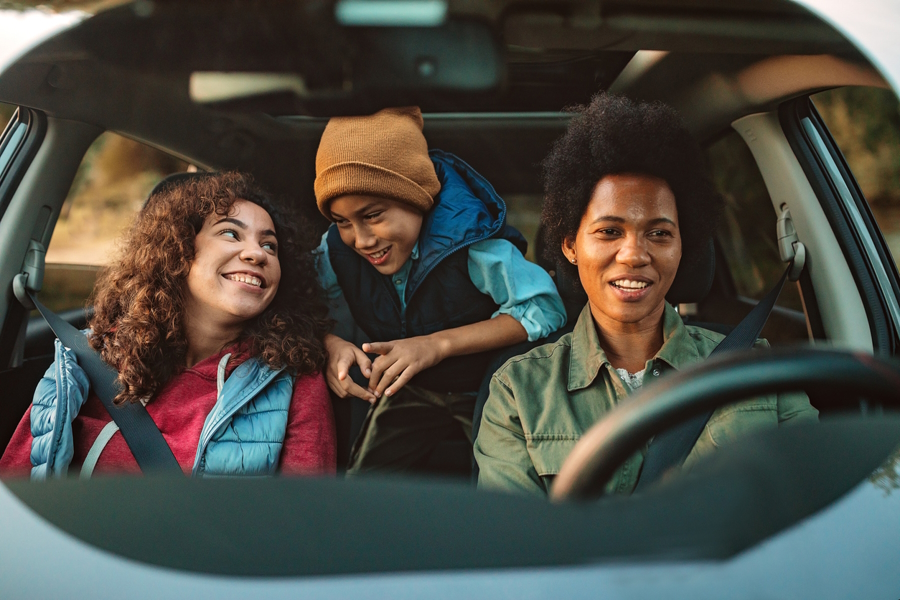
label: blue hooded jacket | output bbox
[29,338,294,479]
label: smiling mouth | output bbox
[365,246,392,265]
[611,279,650,290]
[224,273,264,288]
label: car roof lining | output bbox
[614,52,889,140]
[0,51,886,222]
[0,0,886,219]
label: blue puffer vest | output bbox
[29,338,294,479]
[327,149,527,393]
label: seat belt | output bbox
[634,208,807,491]
[28,291,182,474]
[13,242,181,475]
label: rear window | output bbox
[42,132,190,311]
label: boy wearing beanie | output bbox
[314,107,566,473]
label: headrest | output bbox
[146,171,214,205]
[665,238,715,305]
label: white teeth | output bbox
[613,279,649,289]
[225,274,262,287]
[370,248,388,259]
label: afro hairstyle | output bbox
[540,92,723,293]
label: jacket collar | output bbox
[408,150,524,292]
[567,302,702,392]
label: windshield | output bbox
[0,0,898,588]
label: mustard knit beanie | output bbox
[314,107,441,218]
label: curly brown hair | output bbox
[88,171,330,405]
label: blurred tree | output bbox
[49,131,189,266]
[869,447,900,497]
[0,103,15,129]
[814,86,900,262]
[814,87,900,209]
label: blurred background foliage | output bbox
[42,129,188,310]
[48,131,188,265]
[0,103,14,126]
[814,86,900,260]
[869,446,900,497]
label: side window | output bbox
[0,104,14,132]
[812,87,900,265]
[42,133,190,311]
[504,193,542,262]
[706,131,803,312]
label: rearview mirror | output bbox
[190,20,501,110]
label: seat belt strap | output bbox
[80,420,120,479]
[27,290,182,475]
[633,264,791,492]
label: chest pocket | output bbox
[526,435,579,489]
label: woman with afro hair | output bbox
[1,172,336,478]
[474,93,817,496]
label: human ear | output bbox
[560,236,577,265]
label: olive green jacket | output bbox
[474,303,819,496]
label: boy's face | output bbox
[330,194,425,276]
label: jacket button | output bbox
[652,369,660,376]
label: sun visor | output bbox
[61,2,502,115]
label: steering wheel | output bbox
[550,348,900,502]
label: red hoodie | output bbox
[0,346,336,477]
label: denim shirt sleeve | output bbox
[313,230,345,303]
[467,238,567,341]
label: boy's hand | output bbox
[324,334,376,403]
[363,337,447,398]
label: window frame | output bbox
[0,108,47,368]
[780,96,900,355]
[0,108,46,223]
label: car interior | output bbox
[0,0,897,578]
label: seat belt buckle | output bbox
[12,239,46,310]
[777,205,806,282]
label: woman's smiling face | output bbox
[562,173,682,331]
[184,199,281,329]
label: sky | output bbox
[0,9,84,73]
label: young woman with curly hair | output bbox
[1,172,336,478]
[474,93,818,496]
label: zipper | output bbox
[378,271,406,336]
[406,212,508,307]
[49,340,68,475]
[405,151,509,305]
[192,358,284,476]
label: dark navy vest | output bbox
[327,150,526,393]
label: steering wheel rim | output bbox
[549,348,900,502]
